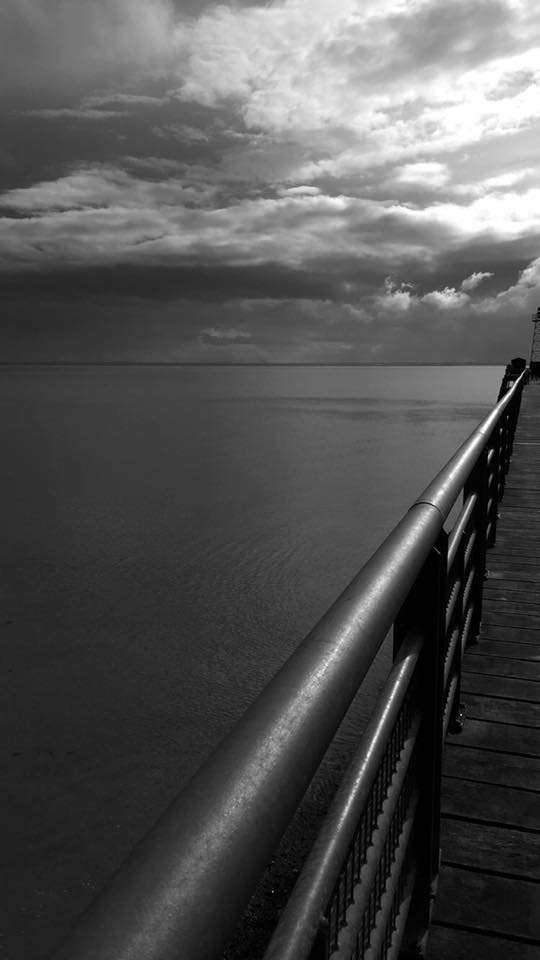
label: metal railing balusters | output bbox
[488,435,501,545]
[393,533,447,956]
[448,517,466,732]
[464,444,489,642]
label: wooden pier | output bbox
[426,381,540,959]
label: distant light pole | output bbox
[530,306,540,379]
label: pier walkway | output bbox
[427,381,540,959]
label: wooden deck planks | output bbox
[433,867,540,940]
[464,639,540,659]
[442,744,540,791]
[427,381,540,958]
[426,924,540,960]
[475,624,540,645]
[441,776,540,831]
[460,691,540,726]
[440,818,540,878]
[448,717,539,755]
[460,672,540,702]
[462,655,540,680]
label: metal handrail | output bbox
[50,370,526,960]
[262,629,423,960]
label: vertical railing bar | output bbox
[447,509,466,732]
[465,444,489,644]
[393,531,447,956]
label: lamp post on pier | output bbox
[530,306,540,379]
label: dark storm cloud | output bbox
[0,0,173,103]
[0,262,343,303]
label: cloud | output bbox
[280,186,322,197]
[200,327,252,345]
[8,0,535,141]
[377,273,507,315]
[361,256,539,361]
[422,286,470,309]
[0,165,216,215]
[393,162,450,188]
[0,0,175,97]
[4,0,540,200]
[20,92,168,121]
[377,277,417,313]
[84,92,167,108]
[1,0,540,363]
[472,255,540,315]
[484,169,535,190]
[20,107,129,121]
[170,0,540,166]
[461,271,493,291]
[2,164,540,290]
[153,123,209,142]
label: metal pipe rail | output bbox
[50,370,526,960]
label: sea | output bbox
[1,363,503,958]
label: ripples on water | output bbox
[1,364,502,958]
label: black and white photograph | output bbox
[1,1,539,958]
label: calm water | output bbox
[1,364,502,957]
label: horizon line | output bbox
[0,360,507,368]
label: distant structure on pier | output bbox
[498,354,527,400]
[530,305,540,379]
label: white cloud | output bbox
[376,276,495,314]
[484,169,535,189]
[200,327,252,345]
[394,162,450,188]
[377,277,417,312]
[461,271,493,291]
[280,186,322,197]
[2,165,540,278]
[397,189,540,244]
[0,166,208,213]
[169,0,540,168]
[10,0,531,162]
[422,286,470,309]
[4,0,540,207]
[0,167,351,269]
[472,256,540,315]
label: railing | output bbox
[51,370,526,960]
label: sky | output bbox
[1,0,539,362]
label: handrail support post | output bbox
[448,527,466,734]
[466,448,489,642]
[393,530,447,957]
